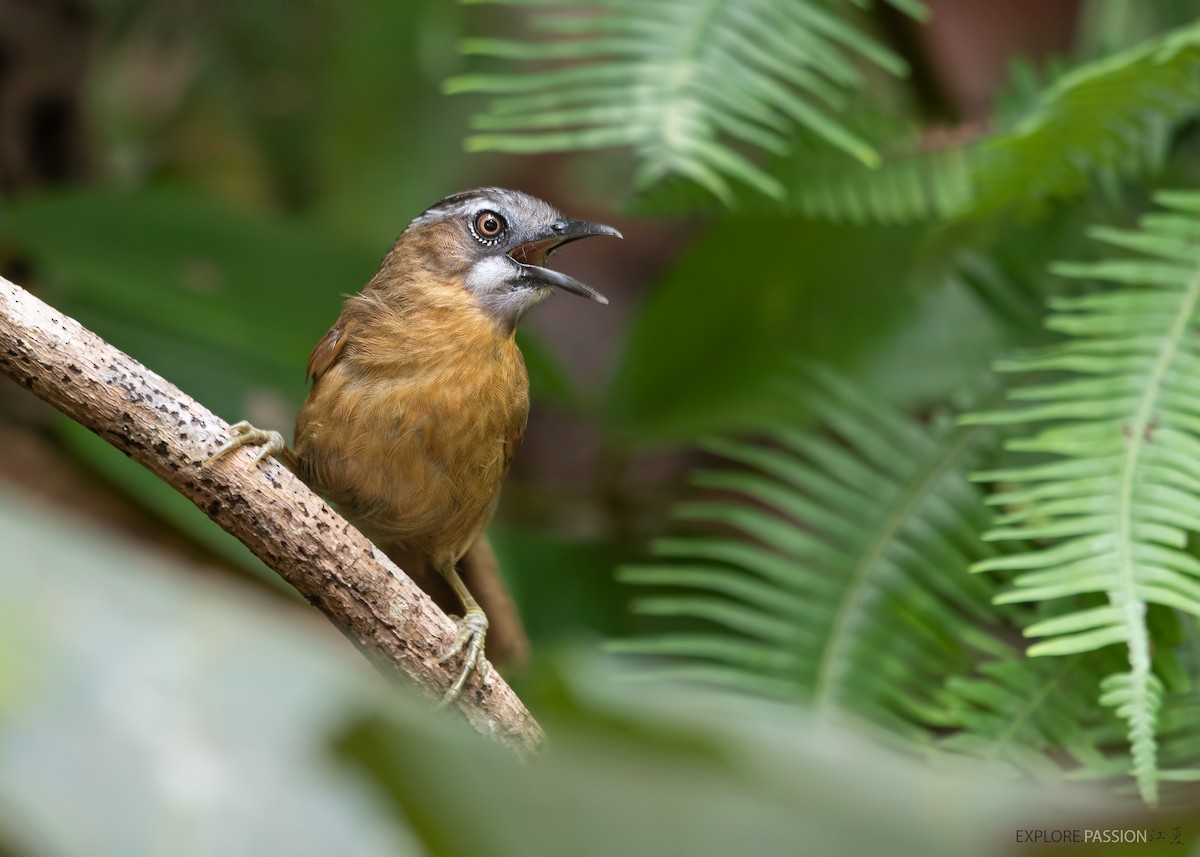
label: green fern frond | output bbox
[448,0,921,203]
[1156,693,1200,780]
[952,251,1050,331]
[767,19,1200,221]
[614,367,1005,740]
[971,19,1200,215]
[637,20,1200,223]
[801,20,1200,222]
[1058,687,1200,795]
[940,654,1114,777]
[630,138,977,223]
[962,190,1200,806]
[774,143,974,223]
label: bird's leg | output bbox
[435,558,490,708]
[204,420,298,471]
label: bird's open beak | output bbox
[508,219,621,305]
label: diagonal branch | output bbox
[0,275,544,754]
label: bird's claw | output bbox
[435,608,489,708]
[203,420,286,468]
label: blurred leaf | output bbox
[604,217,927,444]
[341,652,1124,857]
[631,19,1200,226]
[971,19,1200,216]
[858,273,1011,406]
[305,3,486,247]
[516,331,580,410]
[1076,0,1200,56]
[82,2,476,218]
[0,487,416,857]
[630,117,978,226]
[941,654,1116,778]
[862,202,1113,404]
[1,187,373,418]
[771,143,975,224]
[0,491,1169,857]
[0,480,1155,857]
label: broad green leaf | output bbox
[605,217,926,444]
[307,2,486,248]
[2,188,370,419]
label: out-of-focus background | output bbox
[3,0,1200,853]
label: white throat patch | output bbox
[466,256,550,328]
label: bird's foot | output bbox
[204,420,287,468]
[435,607,489,708]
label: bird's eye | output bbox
[473,210,506,241]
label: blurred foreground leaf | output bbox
[0,488,415,857]
[341,655,1132,857]
[0,487,1170,856]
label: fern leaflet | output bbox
[614,368,1004,741]
[448,0,922,203]
[963,191,1200,805]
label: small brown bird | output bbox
[209,188,619,704]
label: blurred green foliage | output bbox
[3,188,365,412]
[5,0,1200,849]
[606,218,931,441]
[0,488,414,856]
[0,486,1150,856]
